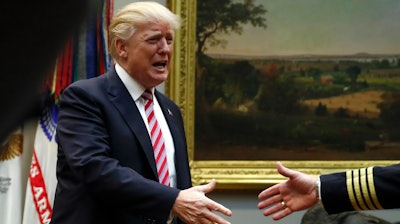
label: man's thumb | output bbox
[197,179,217,194]
[276,162,296,178]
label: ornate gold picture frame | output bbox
[166,0,400,189]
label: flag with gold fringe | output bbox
[0,130,24,224]
[22,1,114,223]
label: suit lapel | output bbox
[154,90,181,146]
[155,90,191,188]
[105,69,158,177]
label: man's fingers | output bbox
[204,205,232,224]
[260,200,292,220]
[261,201,282,217]
[258,194,281,210]
[271,207,292,221]
[208,211,232,224]
[207,200,232,217]
[258,184,279,200]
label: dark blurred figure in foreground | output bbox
[0,0,100,143]
[301,203,398,224]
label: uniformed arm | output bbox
[321,163,400,214]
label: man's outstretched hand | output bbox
[258,162,319,220]
[172,179,232,224]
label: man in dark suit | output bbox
[50,2,232,224]
[257,162,400,221]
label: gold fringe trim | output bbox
[0,132,23,161]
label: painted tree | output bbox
[195,0,267,120]
[196,0,267,57]
[345,65,361,85]
[378,92,400,139]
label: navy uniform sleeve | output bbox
[320,163,400,214]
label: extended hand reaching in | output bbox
[172,179,232,224]
[257,162,319,220]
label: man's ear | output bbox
[115,39,128,57]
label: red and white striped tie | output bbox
[142,89,170,186]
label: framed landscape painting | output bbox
[167,0,400,189]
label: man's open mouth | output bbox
[153,61,167,68]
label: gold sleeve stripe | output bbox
[352,169,369,210]
[360,168,375,209]
[346,170,361,211]
[367,166,384,209]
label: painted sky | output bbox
[205,0,400,56]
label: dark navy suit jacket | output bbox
[50,67,192,224]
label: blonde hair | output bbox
[109,1,181,59]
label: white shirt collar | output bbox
[114,63,153,101]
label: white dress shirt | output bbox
[115,63,177,188]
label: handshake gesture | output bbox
[180,161,319,223]
[201,161,398,223]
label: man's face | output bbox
[123,22,174,88]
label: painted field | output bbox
[302,90,384,118]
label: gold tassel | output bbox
[0,132,23,161]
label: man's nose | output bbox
[157,38,170,53]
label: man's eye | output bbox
[147,39,158,44]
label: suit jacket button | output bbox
[144,217,156,224]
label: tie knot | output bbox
[142,89,153,101]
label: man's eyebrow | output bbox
[145,30,163,37]
[144,30,174,38]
